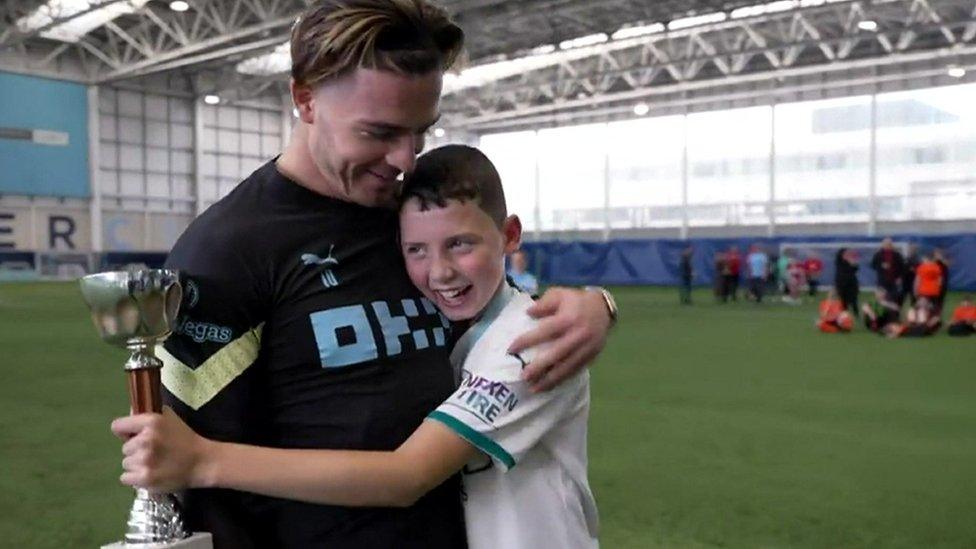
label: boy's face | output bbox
[400,197,520,321]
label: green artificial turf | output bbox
[1,282,974,548]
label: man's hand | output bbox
[110,406,215,492]
[508,287,612,392]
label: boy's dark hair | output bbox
[291,0,464,89]
[400,145,507,227]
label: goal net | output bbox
[36,252,94,280]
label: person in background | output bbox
[902,242,920,306]
[947,296,976,337]
[746,244,769,303]
[714,251,728,302]
[884,297,942,338]
[870,237,905,305]
[507,249,539,296]
[817,289,853,333]
[679,245,694,305]
[724,245,741,302]
[834,247,860,317]
[861,288,899,334]
[777,249,792,296]
[933,248,950,312]
[914,253,944,315]
[803,251,824,296]
[784,255,806,305]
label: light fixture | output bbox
[947,65,966,78]
[633,102,650,116]
[433,128,446,138]
[169,1,189,12]
[857,20,878,31]
[203,94,220,105]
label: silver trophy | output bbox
[80,269,212,548]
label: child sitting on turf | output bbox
[947,296,976,337]
[861,288,900,334]
[817,289,853,333]
[884,297,942,338]
[113,145,599,549]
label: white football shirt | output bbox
[428,284,599,549]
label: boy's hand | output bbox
[110,406,215,492]
[508,287,611,392]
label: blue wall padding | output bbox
[0,72,90,198]
[523,233,976,291]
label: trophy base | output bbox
[101,532,212,549]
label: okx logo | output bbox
[309,297,449,368]
[301,244,340,288]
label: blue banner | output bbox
[523,233,976,291]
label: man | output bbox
[933,248,950,312]
[679,245,693,305]
[157,2,613,547]
[902,243,920,306]
[803,251,823,296]
[834,247,860,317]
[746,244,768,303]
[870,237,905,304]
[724,245,741,302]
[713,251,727,302]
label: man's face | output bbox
[400,198,519,321]
[301,68,442,208]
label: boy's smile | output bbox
[400,198,520,321]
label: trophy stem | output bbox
[125,346,163,415]
[122,345,190,544]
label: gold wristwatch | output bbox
[584,286,618,328]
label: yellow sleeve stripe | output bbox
[158,323,264,411]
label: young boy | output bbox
[884,297,942,338]
[947,295,976,337]
[817,289,853,333]
[861,288,900,334]
[112,145,599,548]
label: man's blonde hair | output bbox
[291,0,464,88]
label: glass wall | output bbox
[536,123,608,232]
[607,116,684,228]
[875,86,976,222]
[480,131,539,231]
[687,106,771,226]
[478,82,976,235]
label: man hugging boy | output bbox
[114,145,599,549]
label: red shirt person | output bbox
[803,253,824,296]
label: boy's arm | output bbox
[113,408,479,508]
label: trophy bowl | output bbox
[79,269,182,349]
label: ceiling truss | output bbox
[0,0,974,133]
